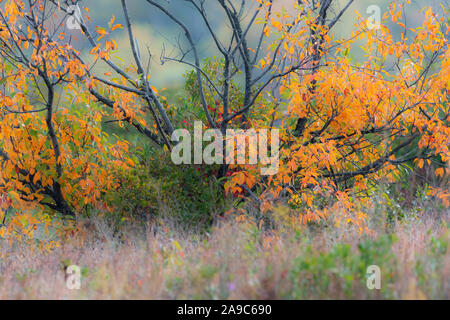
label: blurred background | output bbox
[68,0,448,87]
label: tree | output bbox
[0,0,448,238]
[0,0,132,223]
[226,1,449,224]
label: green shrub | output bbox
[103,144,227,230]
[287,235,396,299]
[415,231,449,298]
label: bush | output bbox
[104,144,227,230]
[287,235,396,299]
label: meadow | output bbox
[1,194,448,299]
[0,0,448,300]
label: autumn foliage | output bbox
[250,2,450,226]
[0,0,448,246]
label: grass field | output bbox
[1,201,448,300]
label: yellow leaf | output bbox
[173,240,182,251]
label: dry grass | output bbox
[0,207,448,300]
